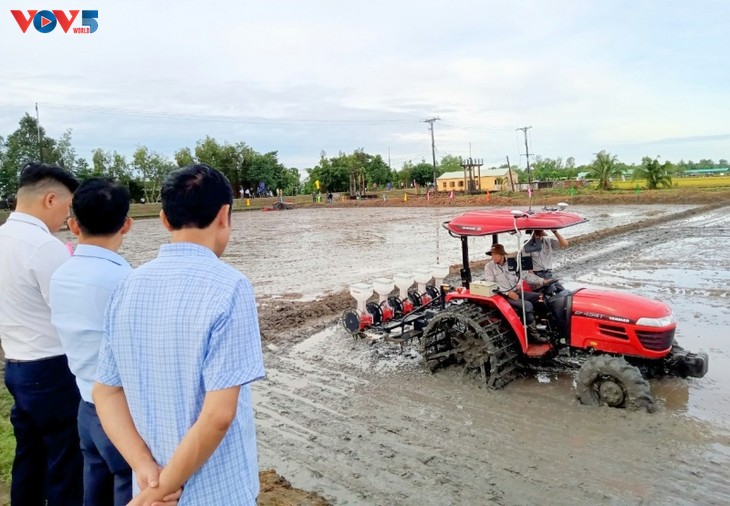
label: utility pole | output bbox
[506,155,515,192]
[35,102,44,163]
[460,157,483,194]
[423,117,440,190]
[516,126,532,191]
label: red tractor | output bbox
[342,207,708,411]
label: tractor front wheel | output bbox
[575,356,655,412]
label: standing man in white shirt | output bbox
[0,162,83,505]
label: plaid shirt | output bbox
[96,243,265,505]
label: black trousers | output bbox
[4,355,83,506]
[533,270,565,294]
[505,291,540,324]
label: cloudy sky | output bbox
[1,0,728,172]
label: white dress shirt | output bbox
[0,212,70,360]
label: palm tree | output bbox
[633,156,673,189]
[590,150,621,190]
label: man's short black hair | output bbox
[19,162,79,193]
[72,178,130,236]
[161,164,233,230]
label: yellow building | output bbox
[436,168,518,192]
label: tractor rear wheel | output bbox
[421,303,521,389]
[575,356,654,412]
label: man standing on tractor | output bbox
[484,243,547,343]
[526,229,568,291]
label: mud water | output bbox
[111,205,693,300]
[67,204,730,505]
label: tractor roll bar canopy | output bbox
[443,208,587,237]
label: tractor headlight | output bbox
[636,312,675,327]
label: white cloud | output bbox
[1,0,728,169]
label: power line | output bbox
[3,102,421,127]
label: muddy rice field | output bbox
[62,203,730,505]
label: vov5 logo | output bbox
[11,9,98,34]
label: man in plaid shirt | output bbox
[94,164,265,505]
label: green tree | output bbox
[185,137,256,195]
[395,161,413,189]
[193,137,243,189]
[248,151,288,194]
[53,129,91,178]
[132,146,175,203]
[531,156,564,181]
[173,147,195,168]
[279,167,301,195]
[410,161,436,186]
[590,150,622,190]
[0,114,60,194]
[306,152,350,193]
[439,154,462,173]
[633,156,673,189]
[362,153,392,187]
[91,149,132,182]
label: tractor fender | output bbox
[445,291,528,352]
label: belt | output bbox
[5,354,65,364]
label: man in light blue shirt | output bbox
[50,179,181,506]
[94,165,266,505]
[49,178,135,505]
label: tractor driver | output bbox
[484,244,547,343]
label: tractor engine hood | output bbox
[572,289,673,326]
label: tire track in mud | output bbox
[255,330,730,505]
[254,203,730,505]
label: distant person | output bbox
[0,162,83,505]
[484,243,546,343]
[93,164,266,505]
